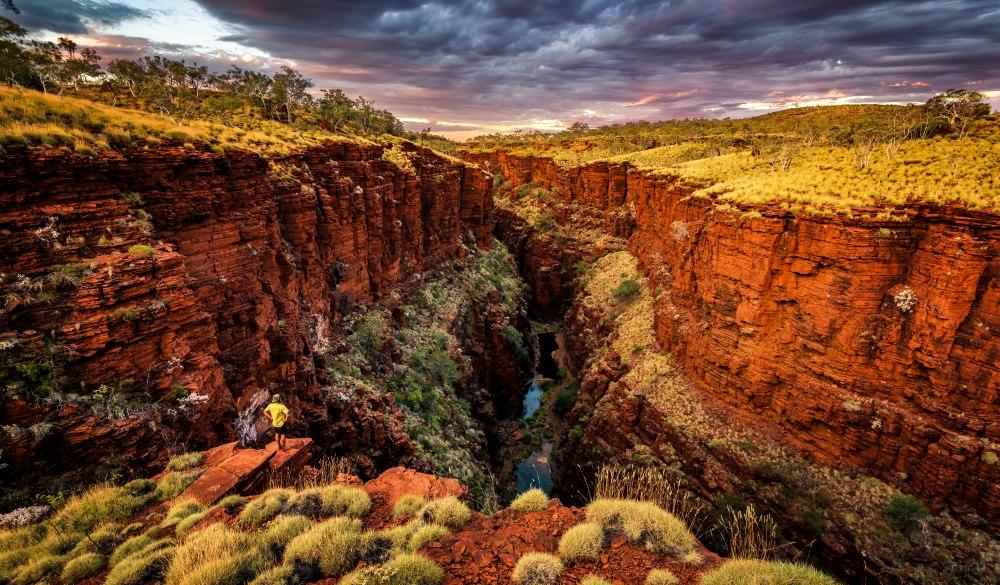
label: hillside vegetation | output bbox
[463,94,1000,214]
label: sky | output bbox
[12,0,1000,140]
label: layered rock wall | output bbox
[0,140,495,477]
[469,150,999,526]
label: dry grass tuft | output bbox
[700,559,839,585]
[586,499,696,556]
[510,489,550,513]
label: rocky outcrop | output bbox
[0,139,494,478]
[465,151,999,528]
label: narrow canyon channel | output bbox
[514,330,561,495]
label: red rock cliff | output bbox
[469,150,999,528]
[0,140,494,478]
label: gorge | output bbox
[1,111,999,583]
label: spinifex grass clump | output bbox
[586,498,697,556]
[418,497,473,529]
[512,552,564,585]
[700,559,839,585]
[283,516,363,580]
[557,522,603,563]
[510,489,550,513]
[393,494,427,517]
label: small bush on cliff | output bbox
[392,495,426,517]
[553,387,577,415]
[700,559,838,585]
[165,452,203,471]
[61,552,105,582]
[586,499,696,556]
[124,478,156,498]
[418,497,472,529]
[612,277,641,303]
[248,564,296,585]
[238,488,293,526]
[512,552,564,585]
[284,516,363,580]
[885,494,928,532]
[646,569,679,585]
[558,522,603,563]
[110,535,153,566]
[127,244,155,256]
[510,489,550,513]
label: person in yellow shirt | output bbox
[262,394,291,451]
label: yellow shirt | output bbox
[264,403,289,427]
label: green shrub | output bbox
[165,523,269,585]
[283,488,327,516]
[128,244,155,256]
[162,499,207,527]
[885,494,929,532]
[69,522,120,555]
[392,494,427,517]
[175,509,210,535]
[553,389,577,415]
[581,577,611,585]
[61,552,105,582]
[510,489,550,513]
[341,552,444,585]
[646,568,679,585]
[238,488,293,527]
[418,497,472,528]
[248,564,297,585]
[218,494,248,515]
[104,547,174,585]
[180,553,270,585]
[124,478,157,497]
[166,452,203,471]
[382,553,444,585]
[320,484,372,517]
[57,485,146,532]
[557,522,603,563]
[512,552,563,585]
[407,523,451,552]
[284,516,362,580]
[110,535,153,566]
[585,499,696,556]
[154,471,200,502]
[261,514,313,555]
[8,553,66,585]
[612,277,641,302]
[699,559,838,585]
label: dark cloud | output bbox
[24,0,1000,131]
[15,0,149,34]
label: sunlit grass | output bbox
[0,87,360,156]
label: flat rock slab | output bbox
[177,439,313,505]
[182,466,240,506]
[201,442,239,468]
[267,438,313,472]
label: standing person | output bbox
[263,394,291,451]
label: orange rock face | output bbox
[467,151,999,527]
[0,140,494,479]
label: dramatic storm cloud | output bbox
[13,0,1000,138]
